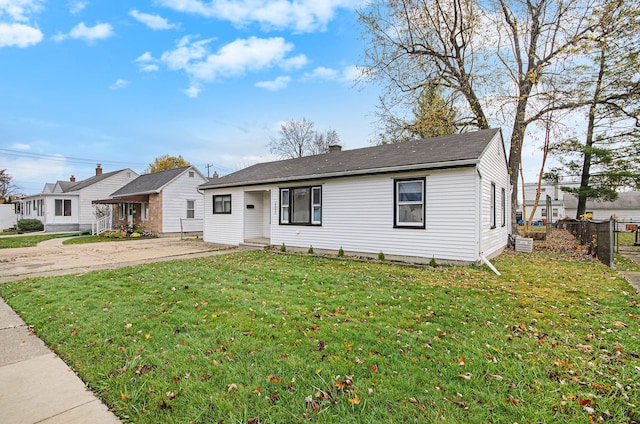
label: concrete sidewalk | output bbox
[0,298,121,424]
[618,245,640,295]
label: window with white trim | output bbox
[395,178,425,228]
[280,186,322,225]
[55,199,71,217]
[186,200,195,219]
[213,195,231,214]
[119,203,126,220]
[141,203,149,221]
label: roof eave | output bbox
[200,158,480,190]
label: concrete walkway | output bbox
[618,245,640,294]
[0,236,246,423]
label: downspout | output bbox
[477,166,501,276]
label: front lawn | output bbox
[0,233,63,248]
[0,250,638,423]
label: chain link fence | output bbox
[556,218,614,268]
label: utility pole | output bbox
[205,163,213,178]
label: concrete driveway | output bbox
[0,236,236,283]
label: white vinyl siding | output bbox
[478,132,510,258]
[271,168,479,262]
[203,187,245,245]
[77,170,138,230]
[161,168,207,233]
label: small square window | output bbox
[213,195,231,214]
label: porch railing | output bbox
[93,215,112,235]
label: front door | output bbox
[127,203,135,227]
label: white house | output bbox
[92,165,208,235]
[519,180,579,224]
[19,165,138,232]
[200,129,511,264]
[564,192,640,223]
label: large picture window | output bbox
[280,186,322,225]
[213,195,231,214]
[55,199,71,217]
[395,179,425,228]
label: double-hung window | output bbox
[395,178,425,228]
[55,199,71,217]
[501,188,506,227]
[186,200,195,219]
[490,183,496,229]
[280,186,322,225]
[213,195,231,214]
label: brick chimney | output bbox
[212,171,219,178]
[328,144,342,152]
[96,164,103,175]
[70,175,76,182]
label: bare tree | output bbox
[269,118,341,158]
[0,169,19,202]
[358,0,599,231]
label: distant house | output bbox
[564,192,640,223]
[519,181,579,224]
[199,129,510,264]
[19,165,138,232]
[93,165,207,235]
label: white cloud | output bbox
[135,51,160,72]
[129,9,178,30]
[68,1,87,14]
[0,0,43,22]
[109,78,129,90]
[255,75,291,91]
[0,22,42,47]
[53,22,114,43]
[157,0,359,33]
[303,65,360,83]
[10,143,31,150]
[160,35,305,96]
[184,84,201,98]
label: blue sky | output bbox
[0,0,381,194]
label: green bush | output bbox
[378,251,385,261]
[338,247,344,257]
[17,219,43,232]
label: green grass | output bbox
[61,235,147,245]
[0,233,62,248]
[0,250,638,423]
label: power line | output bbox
[0,149,149,167]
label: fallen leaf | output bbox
[348,395,361,405]
[120,392,129,400]
[370,363,378,374]
[458,373,472,381]
[613,321,628,328]
[584,406,595,415]
[228,383,237,392]
[166,391,176,400]
[578,397,592,406]
[457,357,466,366]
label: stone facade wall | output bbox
[146,192,163,233]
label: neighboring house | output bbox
[518,180,579,224]
[19,165,138,232]
[93,165,207,235]
[564,192,640,223]
[0,204,17,230]
[199,129,510,264]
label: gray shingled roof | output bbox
[200,129,502,189]
[111,166,191,197]
[564,192,640,209]
[53,170,129,193]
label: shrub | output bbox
[17,219,43,232]
[429,257,437,267]
[378,251,385,261]
[103,231,124,239]
[308,246,314,254]
[280,243,286,252]
[338,247,344,257]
